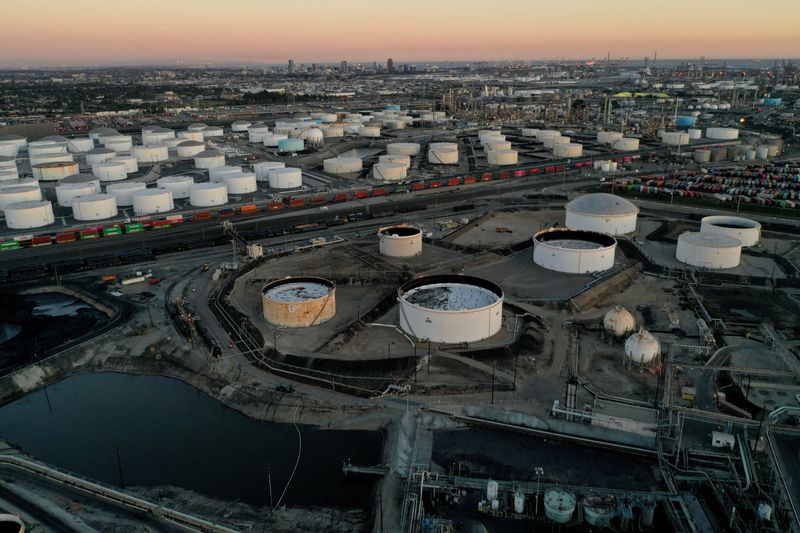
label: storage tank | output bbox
[0,178,38,190]
[278,138,304,152]
[398,275,503,344]
[484,140,512,152]
[61,173,101,192]
[544,489,576,524]
[231,120,252,132]
[0,156,16,170]
[320,125,344,138]
[553,143,583,158]
[661,131,690,146]
[676,116,696,127]
[92,160,128,182]
[110,156,138,174]
[254,161,286,181]
[612,138,640,151]
[56,181,98,207]
[583,495,617,527]
[72,193,118,220]
[248,126,272,143]
[262,277,336,327]
[29,141,68,156]
[428,143,458,165]
[89,127,119,141]
[625,329,660,364]
[487,150,519,166]
[156,175,194,199]
[543,135,569,149]
[176,140,206,158]
[131,144,169,163]
[106,182,146,206]
[132,188,174,215]
[604,305,636,337]
[0,168,17,181]
[188,123,208,132]
[323,157,362,174]
[305,128,324,148]
[700,216,760,247]
[262,133,288,147]
[162,137,184,149]
[194,150,226,169]
[202,126,224,138]
[378,154,411,168]
[565,193,638,235]
[373,162,408,181]
[29,152,73,166]
[0,134,27,156]
[268,167,302,189]
[514,490,525,514]
[177,130,204,143]
[85,147,116,166]
[676,232,742,269]
[189,182,228,207]
[706,127,739,140]
[100,135,134,152]
[597,131,623,145]
[5,200,54,228]
[209,165,243,182]
[32,161,79,181]
[687,128,702,140]
[486,480,499,501]
[66,137,95,153]
[694,149,712,163]
[387,142,421,156]
[223,172,257,194]
[0,186,42,209]
[141,128,175,145]
[358,126,381,138]
[520,128,539,137]
[533,228,617,273]
[378,225,422,257]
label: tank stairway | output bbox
[341,462,389,478]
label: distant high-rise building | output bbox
[403,64,409,73]
[387,58,394,73]
[341,60,348,73]
[288,59,295,74]
[373,61,379,71]
[311,63,318,72]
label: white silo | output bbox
[177,130,204,143]
[176,140,205,158]
[61,173,101,193]
[597,131,623,145]
[56,182,98,207]
[223,172,257,194]
[157,175,195,199]
[92,161,128,182]
[378,154,411,168]
[66,137,94,153]
[553,143,583,158]
[209,165,243,182]
[565,193,638,235]
[373,162,407,181]
[132,188,174,215]
[5,200,54,229]
[428,142,458,164]
[32,161,80,181]
[194,150,226,169]
[100,135,134,152]
[378,226,422,257]
[262,133,288,147]
[268,167,302,189]
[202,126,224,138]
[253,161,286,181]
[190,182,228,207]
[700,216,760,247]
[387,142,420,156]
[72,194,118,221]
[603,306,636,337]
[487,150,518,166]
[676,232,742,269]
[106,181,146,206]
[248,126,272,143]
[624,329,660,365]
[231,120,251,132]
[323,157,362,174]
[131,144,169,163]
[109,156,138,174]
[0,186,42,209]
[85,147,116,166]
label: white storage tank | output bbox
[565,193,638,235]
[487,150,518,166]
[157,175,195,199]
[85,147,116,166]
[520,128,539,137]
[0,186,42,209]
[231,120,251,132]
[0,134,27,156]
[188,123,207,132]
[72,193,118,220]
[254,161,286,181]
[61,173,101,192]
[378,226,422,257]
[428,143,458,165]
[0,178,38,190]
[132,188,174,215]
[223,172,257,194]
[262,133,288,147]
[32,161,79,181]
[358,126,381,138]
[202,126,224,138]
[373,162,408,181]
[533,228,617,273]
[56,182,98,207]
[398,275,503,344]
[387,142,420,156]
[700,216,760,247]
[687,128,703,140]
[378,154,411,168]
[177,130,205,143]
[177,140,205,158]
[268,167,302,189]
[190,182,228,207]
[141,128,175,145]
[194,150,226,169]
[131,144,169,163]
[109,156,138,174]
[0,156,16,170]
[92,160,128,182]
[584,495,617,528]
[544,489,576,524]
[209,165,243,182]
[106,181,146,206]
[604,305,637,337]
[484,140,512,152]
[661,131,690,146]
[553,143,583,158]
[625,329,660,365]
[706,127,739,141]
[29,152,73,166]
[5,200,54,229]
[0,168,17,181]
[694,149,712,163]
[323,157,362,174]
[542,135,569,149]
[29,141,68,156]
[320,125,344,138]
[100,135,133,152]
[676,232,742,269]
[66,137,95,153]
[89,128,119,141]
[249,126,272,143]
[597,131,623,145]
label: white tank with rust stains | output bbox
[262,277,336,327]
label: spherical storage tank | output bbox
[92,160,128,182]
[604,305,636,337]
[278,138,304,153]
[131,144,168,164]
[700,216,760,247]
[254,161,286,181]
[544,489,576,524]
[262,277,336,327]
[625,329,660,364]
[132,188,174,215]
[487,150,518,166]
[379,226,422,257]
[706,127,739,141]
[268,167,302,189]
[533,228,617,274]
[565,193,638,235]
[303,128,324,148]
[373,162,407,181]
[597,131,623,145]
[0,186,42,209]
[177,140,205,158]
[56,182,97,207]
[5,200,54,229]
[398,275,503,344]
[223,172,257,194]
[106,182,146,206]
[324,157,362,174]
[194,150,225,169]
[190,182,228,207]
[428,143,458,165]
[32,161,79,181]
[676,232,741,269]
[72,194,118,220]
[387,143,421,156]
[553,143,583,158]
[157,175,195,199]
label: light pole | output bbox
[535,467,544,515]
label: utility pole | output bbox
[115,444,125,489]
[490,362,496,404]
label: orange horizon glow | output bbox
[1,0,799,67]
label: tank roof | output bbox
[679,231,741,248]
[566,193,638,217]
[263,278,333,302]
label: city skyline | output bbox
[2,0,799,67]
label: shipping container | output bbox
[267,202,284,210]
[447,178,461,186]
[372,188,387,197]
[310,195,326,204]
[395,183,410,192]
[80,228,100,239]
[333,192,348,202]
[165,214,184,223]
[498,171,511,179]
[429,180,442,188]
[463,175,477,184]
[56,231,78,243]
[103,225,122,237]
[480,172,493,182]
[151,220,172,229]
[354,190,369,199]
[0,240,20,250]
[32,235,53,246]
[124,223,145,233]
[289,198,305,208]
[240,204,258,213]
[411,181,425,191]
[218,209,236,218]
[193,211,212,221]
[101,274,117,282]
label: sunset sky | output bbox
[2,0,799,67]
